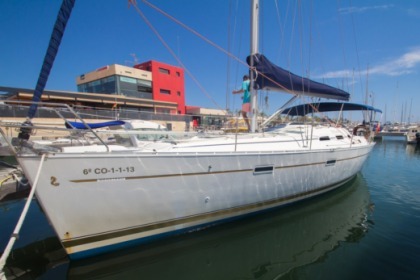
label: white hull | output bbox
[68,175,370,278]
[406,126,420,144]
[17,139,373,259]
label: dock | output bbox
[375,131,405,137]
[374,131,406,140]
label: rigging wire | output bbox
[130,0,344,123]
[336,0,349,83]
[129,1,223,110]
[297,0,307,115]
[136,0,305,97]
[232,0,244,116]
[348,0,365,102]
[273,0,283,63]
[227,0,242,115]
[226,0,233,111]
[140,0,246,66]
[336,0,354,97]
[288,1,298,70]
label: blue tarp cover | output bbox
[65,120,125,129]
[283,102,382,116]
[246,54,350,101]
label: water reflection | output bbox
[405,143,420,157]
[67,175,372,280]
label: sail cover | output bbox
[246,54,350,101]
[65,120,125,129]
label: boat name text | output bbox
[83,167,135,175]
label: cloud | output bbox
[339,5,394,15]
[407,8,420,18]
[317,48,420,79]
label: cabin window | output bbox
[253,165,274,175]
[319,136,330,141]
[325,160,336,166]
[336,135,344,140]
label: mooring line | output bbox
[0,154,46,280]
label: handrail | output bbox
[1,101,111,152]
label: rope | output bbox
[0,175,13,188]
[0,154,46,279]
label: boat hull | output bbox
[18,144,373,259]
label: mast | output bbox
[250,0,259,132]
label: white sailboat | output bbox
[0,0,381,260]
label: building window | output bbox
[159,68,170,75]
[177,91,181,96]
[78,75,117,94]
[119,76,152,98]
[156,108,171,114]
[176,71,180,77]
[160,89,171,95]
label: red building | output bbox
[135,61,185,115]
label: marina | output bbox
[1,0,420,279]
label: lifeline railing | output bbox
[0,101,255,154]
[0,101,111,153]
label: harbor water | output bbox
[1,138,419,279]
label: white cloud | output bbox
[317,48,420,79]
[339,5,394,15]
[319,69,353,79]
[407,8,420,18]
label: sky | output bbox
[1,0,420,123]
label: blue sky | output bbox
[1,0,419,123]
